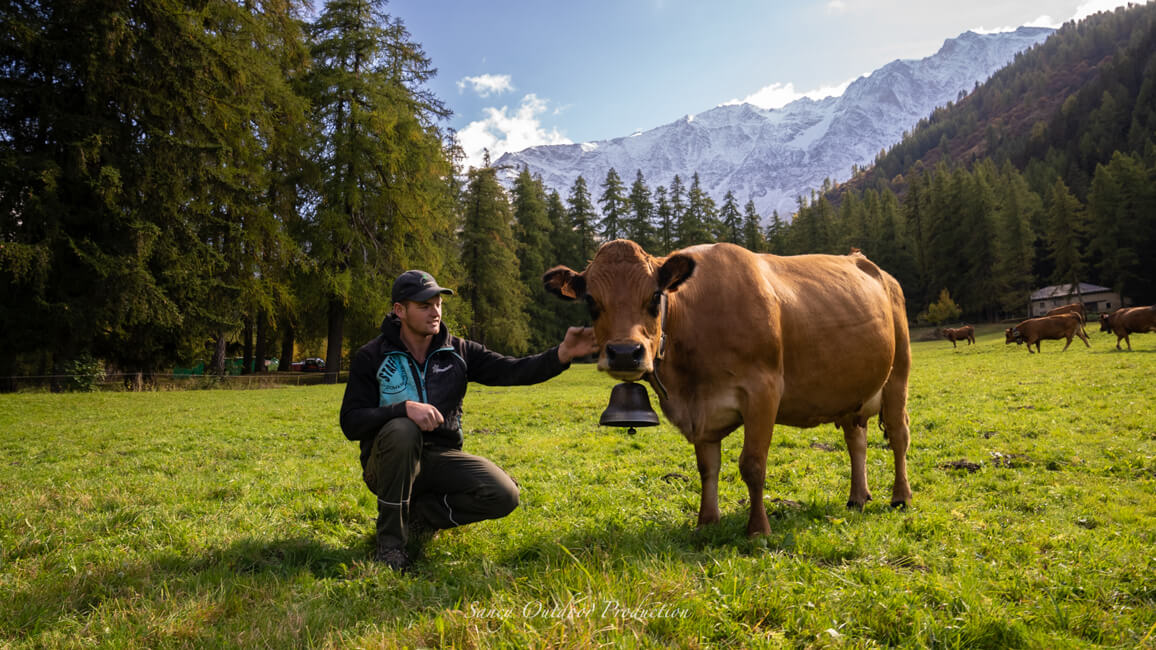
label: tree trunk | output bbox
[325,298,345,384]
[241,315,253,375]
[254,310,268,373]
[279,322,295,373]
[209,331,227,376]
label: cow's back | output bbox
[764,253,905,426]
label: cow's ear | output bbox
[657,253,695,293]
[543,266,586,300]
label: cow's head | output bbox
[543,239,695,381]
[1004,327,1022,345]
[1099,312,1111,332]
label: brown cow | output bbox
[1004,312,1090,353]
[1099,306,1156,351]
[544,240,911,537]
[1046,302,1086,322]
[1046,302,1087,336]
[940,325,975,347]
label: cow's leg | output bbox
[1061,335,1073,352]
[1078,329,1090,347]
[1124,334,1132,351]
[738,428,773,537]
[841,416,872,509]
[693,440,721,527]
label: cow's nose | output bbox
[605,342,645,371]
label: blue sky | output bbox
[381,0,1136,169]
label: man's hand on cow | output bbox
[405,401,445,432]
[558,326,598,364]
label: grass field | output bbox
[2,325,1154,648]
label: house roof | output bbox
[1030,282,1112,301]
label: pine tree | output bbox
[719,191,742,244]
[626,170,658,252]
[307,0,455,380]
[654,186,675,254]
[460,166,530,354]
[0,0,312,388]
[597,168,628,241]
[742,200,766,252]
[991,162,1040,317]
[512,167,562,350]
[764,211,787,254]
[679,173,716,246]
[1045,178,1090,296]
[667,175,687,249]
[567,176,599,263]
[1087,151,1151,302]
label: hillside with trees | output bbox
[803,1,1156,319]
[2,1,1153,390]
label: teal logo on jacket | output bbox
[377,353,419,406]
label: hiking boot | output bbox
[373,544,412,572]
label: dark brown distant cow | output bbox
[1004,312,1090,353]
[1099,306,1156,351]
[940,325,975,348]
[544,240,912,537]
[1046,302,1087,335]
[1046,302,1086,322]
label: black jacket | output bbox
[339,314,569,467]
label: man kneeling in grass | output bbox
[340,270,597,571]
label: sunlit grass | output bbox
[2,326,1154,648]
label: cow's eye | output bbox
[585,295,601,320]
[648,291,663,317]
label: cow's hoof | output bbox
[845,500,866,511]
[889,500,908,510]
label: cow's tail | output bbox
[879,276,911,444]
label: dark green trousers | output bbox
[362,418,519,549]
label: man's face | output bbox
[395,296,443,338]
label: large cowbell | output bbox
[599,382,659,435]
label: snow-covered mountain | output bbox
[495,27,1054,221]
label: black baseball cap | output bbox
[392,270,454,304]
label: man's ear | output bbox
[543,266,587,300]
[657,253,695,293]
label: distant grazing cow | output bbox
[1046,302,1087,335]
[1046,302,1086,322]
[1099,306,1156,351]
[940,325,975,347]
[1005,312,1090,353]
[544,240,912,537]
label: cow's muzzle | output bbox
[605,342,647,374]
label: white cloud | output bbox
[725,79,855,110]
[457,94,572,170]
[825,0,847,14]
[457,74,514,97]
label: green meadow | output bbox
[2,326,1154,648]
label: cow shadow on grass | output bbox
[500,495,884,570]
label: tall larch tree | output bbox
[307,0,455,381]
